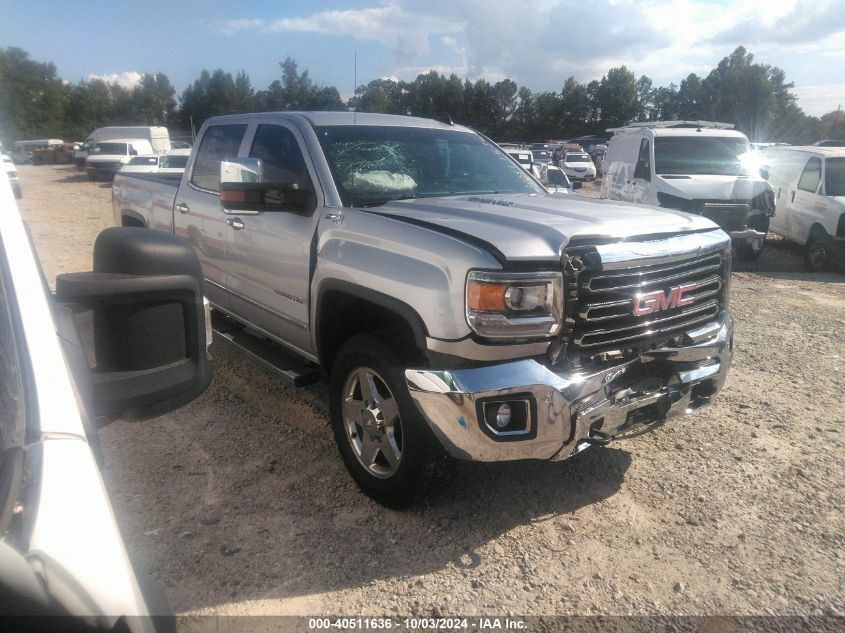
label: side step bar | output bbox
[211,313,320,387]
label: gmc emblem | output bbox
[633,283,696,316]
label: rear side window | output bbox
[191,124,248,191]
[0,251,25,456]
[797,157,822,193]
[249,124,310,187]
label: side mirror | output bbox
[129,148,138,156]
[55,228,212,422]
[572,181,583,190]
[220,157,312,212]
[760,166,770,180]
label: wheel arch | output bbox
[120,210,147,228]
[314,280,428,372]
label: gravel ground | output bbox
[16,165,845,619]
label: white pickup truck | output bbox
[113,112,735,507]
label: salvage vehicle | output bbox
[560,151,597,181]
[75,126,171,169]
[0,169,212,626]
[602,121,774,262]
[10,138,63,165]
[538,162,581,194]
[86,139,156,181]
[119,149,191,176]
[762,146,845,271]
[113,112,735,507]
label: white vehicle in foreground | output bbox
[601,121,775,261]
[0,169,211,626]
[560,152,597,181]
[85,139,156,181]
[763,145,845,271]
[1,154,20,198]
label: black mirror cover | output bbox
[572,181,583,189]
[220,181,311,213]
[56,228,212,421]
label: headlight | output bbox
[466,271,563,340]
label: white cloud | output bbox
[88,71,144,90]
[214,0,845,113]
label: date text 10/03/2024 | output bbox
[307,618,528,630]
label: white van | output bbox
[75,126,170,168]
[762,146,844,271]
[601,121,774,261]
[85,139,155,180]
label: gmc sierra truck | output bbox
[113,112,734,507]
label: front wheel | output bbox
[329,333,453,508]
[804,231,833,272]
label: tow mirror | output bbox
[219,157,312,213]
[55,228,212,422]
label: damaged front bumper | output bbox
[406,311,733,462]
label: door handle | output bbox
[176,202,189,214]
[791,190,796,203]
[226,217,245,230]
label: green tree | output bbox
[597,66,639,128]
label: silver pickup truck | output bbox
[113,112,734,507]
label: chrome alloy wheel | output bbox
[342,367,403,478]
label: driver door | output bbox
[223,121,323,355]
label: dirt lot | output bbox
[16,164,845,619]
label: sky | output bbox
[1,0,843,116]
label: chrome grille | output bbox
[570,250,724,350]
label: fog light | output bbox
[495,403,512,428]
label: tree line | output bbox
[1,45,843,147]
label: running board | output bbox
[211,317,320,387]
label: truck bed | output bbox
[112,171,182,232]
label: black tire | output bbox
[804,230,833,272]
[735,236,765,262]
[735,215,769,262]
[329,333,453,508]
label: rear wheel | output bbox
[804,230,833,272]
[329,333,453,508]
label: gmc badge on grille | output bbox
[633,283,696,316]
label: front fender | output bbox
[312,209,500,345]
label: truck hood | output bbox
[366,193,716,262]
[656,174,769,200]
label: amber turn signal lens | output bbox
[467,281,508,312]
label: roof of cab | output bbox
[204,111,471,132]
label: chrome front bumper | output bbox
[406,311,733,462]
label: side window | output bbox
[797,157,822,193]
[190,124,248,191]
[634,138,651,181]
[249,124,311,188]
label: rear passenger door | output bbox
[223,121,323,356]
[174,123,249,309]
